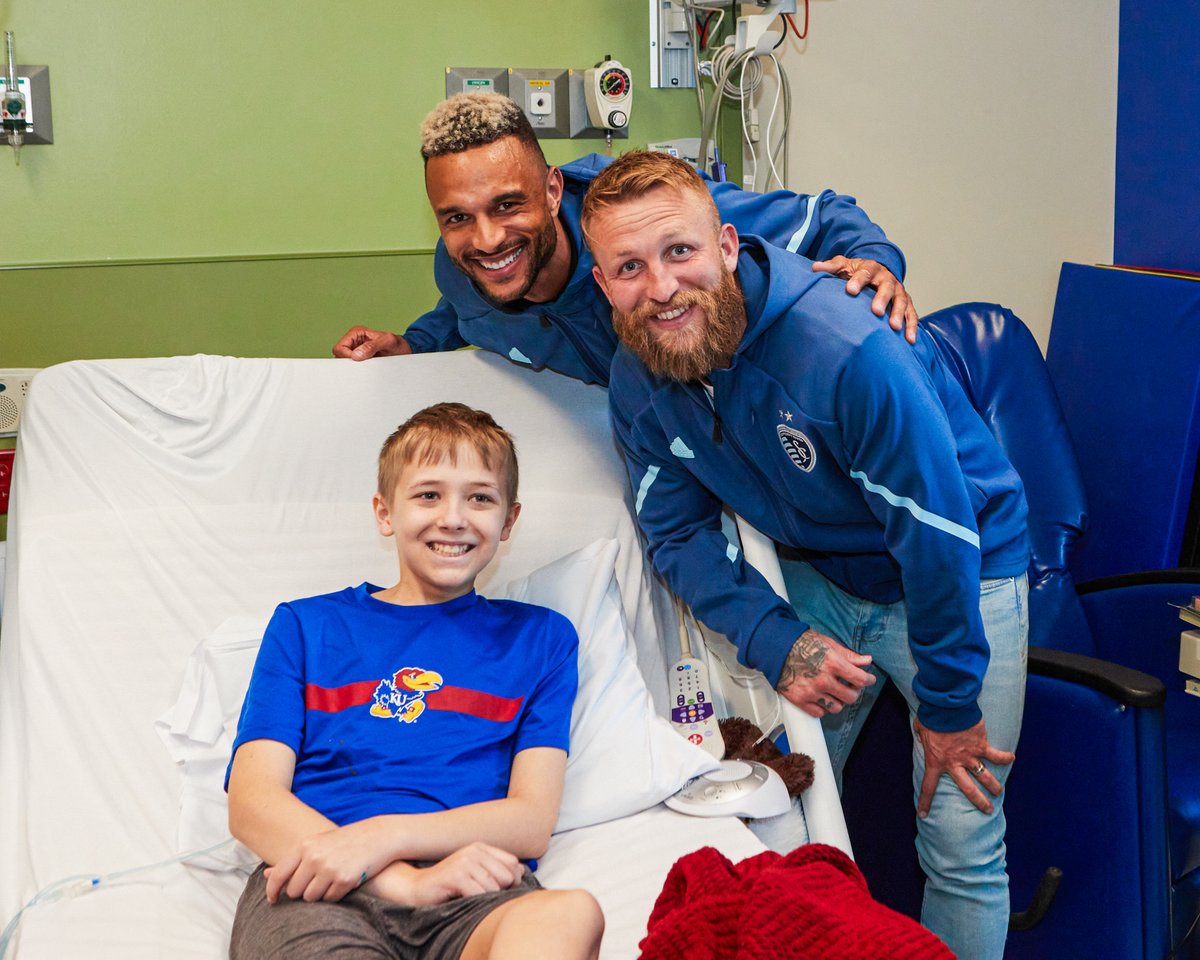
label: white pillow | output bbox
[489,538,718,832]
[156,538,716,868]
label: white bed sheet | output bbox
[0,353,841,958]
[7,804,764,960]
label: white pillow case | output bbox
[156,537,716,867]
[490,538,718,832]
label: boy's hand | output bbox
[264,820,387,905]
[401,843,525,907]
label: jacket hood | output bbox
[734,235,828,356]
[560,153,614,186]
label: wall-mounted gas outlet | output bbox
[0,65,52,145]
[509,68,571,138]
[568,70,629,140]
[0,369,40,437]
[441,63,630,140]
[445,67,509,99]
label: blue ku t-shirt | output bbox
[226,585,579,826]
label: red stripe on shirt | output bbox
[305,680,377,711]
[425,687,524,723]
[304,681,523,722]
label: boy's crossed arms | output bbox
[228,738,565,905]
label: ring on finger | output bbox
[971,761,985,776]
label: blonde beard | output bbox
[612,266,746,382]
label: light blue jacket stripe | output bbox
[785,195,819,253]
[635,465,661,515]
[850,469,981,549]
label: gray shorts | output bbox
[229,862,542,960]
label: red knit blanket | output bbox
[637,844,954,960]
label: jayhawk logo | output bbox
[370,667,444,723]
[777,424,816,473]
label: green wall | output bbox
[2,0,706,367]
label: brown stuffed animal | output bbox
[718,716,815,798]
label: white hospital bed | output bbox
[0,352,848,959]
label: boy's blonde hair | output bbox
[581,149,720,239]
[378,403,519,507]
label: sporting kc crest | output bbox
[777,424,816,473]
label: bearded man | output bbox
[583,150,1030,960]
[332,92,916,386]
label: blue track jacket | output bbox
[609,238,1029,732]
[402,154,906,386]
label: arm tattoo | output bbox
[776,630,828,692]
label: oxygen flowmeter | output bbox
[2,32,27,165]
[584,57,632,132]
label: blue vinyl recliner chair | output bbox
[836,303,1200,959]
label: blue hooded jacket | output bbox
[609,237,1029,732]
[402,154,906,386]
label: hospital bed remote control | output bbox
[669,656,724,758]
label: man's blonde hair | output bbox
[581,150,719,239]
[420,92,545,163]
[377,403,519,507]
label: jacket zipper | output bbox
[543,311,610,385]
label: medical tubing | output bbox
[0,837,240,959]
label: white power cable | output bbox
[739,57,759,191]
[762,54,786,192]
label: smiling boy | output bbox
[225,403,603,960]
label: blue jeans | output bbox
[780,560,1028,960]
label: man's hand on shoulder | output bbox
[332,326,413,361]
[913,717,1015,817]
[775,628,876,719]
[810,256,919,344]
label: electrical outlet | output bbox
[0,369,40,436]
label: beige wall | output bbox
[768,0,1119,349]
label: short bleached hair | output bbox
[377,402,519,508]
[420,92,545,162]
